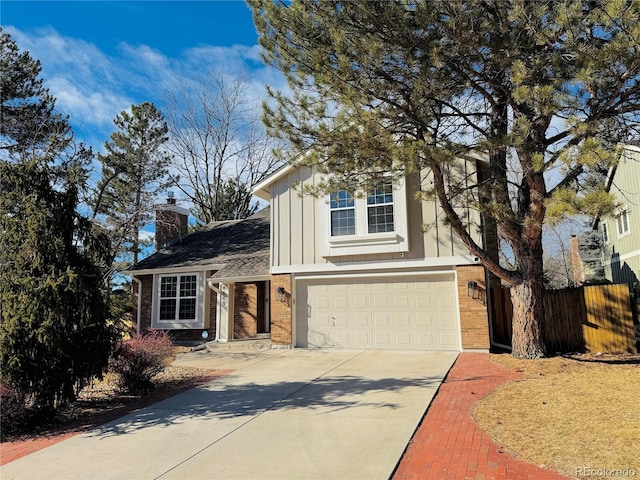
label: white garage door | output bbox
[295,274,460,350]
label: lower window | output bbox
[157,274,199,325]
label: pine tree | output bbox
[0,28,117,412]
[249,0,640,358]
[93,102,172,265]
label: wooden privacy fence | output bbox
[491,284,637,354]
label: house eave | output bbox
[252,164,296,200]
[126,264,226,276]
[207,274,272,285]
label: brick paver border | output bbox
[393,352,572,480]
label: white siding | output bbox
[270,162,484,269]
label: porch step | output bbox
[201,337,272,352]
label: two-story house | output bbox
[253,162,492,351]
[129,159,494,351]
[596,144,640,289]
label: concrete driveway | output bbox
[1,349,457,480]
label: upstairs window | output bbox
[616,210,630,237]
[367,180,395,233]
[323,176,409,256]
[330,190,355,236]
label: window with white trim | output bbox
[330,190,355,236]
[330,180,396,238]
[157,274,200,325]
[367,180,395,233]
[324,177,408,256]
[616,210,630,237]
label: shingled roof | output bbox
[129,207,270,279]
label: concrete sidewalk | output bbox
[1,349,457,480]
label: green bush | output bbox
[109,330,174,394]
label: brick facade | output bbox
[456,265,490,350]
[270,274,292,346]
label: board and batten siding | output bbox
[603,146,640,288]
[270,163,484,268]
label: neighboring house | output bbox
[594,144,640,289]
[130,157,496,351]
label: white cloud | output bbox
[48,77,127,127]
[4,25,288,153]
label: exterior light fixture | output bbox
[467,281,479,299]
[276,287,286,302]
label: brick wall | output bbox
[270,274,292,346]
[234,283,259,339]
[456,265,490,350]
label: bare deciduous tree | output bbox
[163,72,282,224]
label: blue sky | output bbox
[2,0,286,151]
[3,1,288,263]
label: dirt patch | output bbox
[473,353,640,479]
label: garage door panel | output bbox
[417,332,436,347]
[373,296,388,308]
[352,331,370,347]
[334,313,349,326]
[416,313,433,327]
[315,296,329,309]
[415,296,431,308]
[439,333,460,348]
[334,297,348,308]
[296,275,460,351]
[373,313,388,326]
[438,313,457,328]
[438,296,455,307]
[394,295,409,308]
[354,296,369,309]
[394,313,410,326]
[334,331,349,345]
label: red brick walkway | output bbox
[393,352,571,480]
[0,370,232,466]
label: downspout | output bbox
[132,276,142,335]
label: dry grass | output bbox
[473,353,640,479]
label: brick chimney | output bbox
[570,235,584,286]
[154,192,189,249]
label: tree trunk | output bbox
[510,277,546,359]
